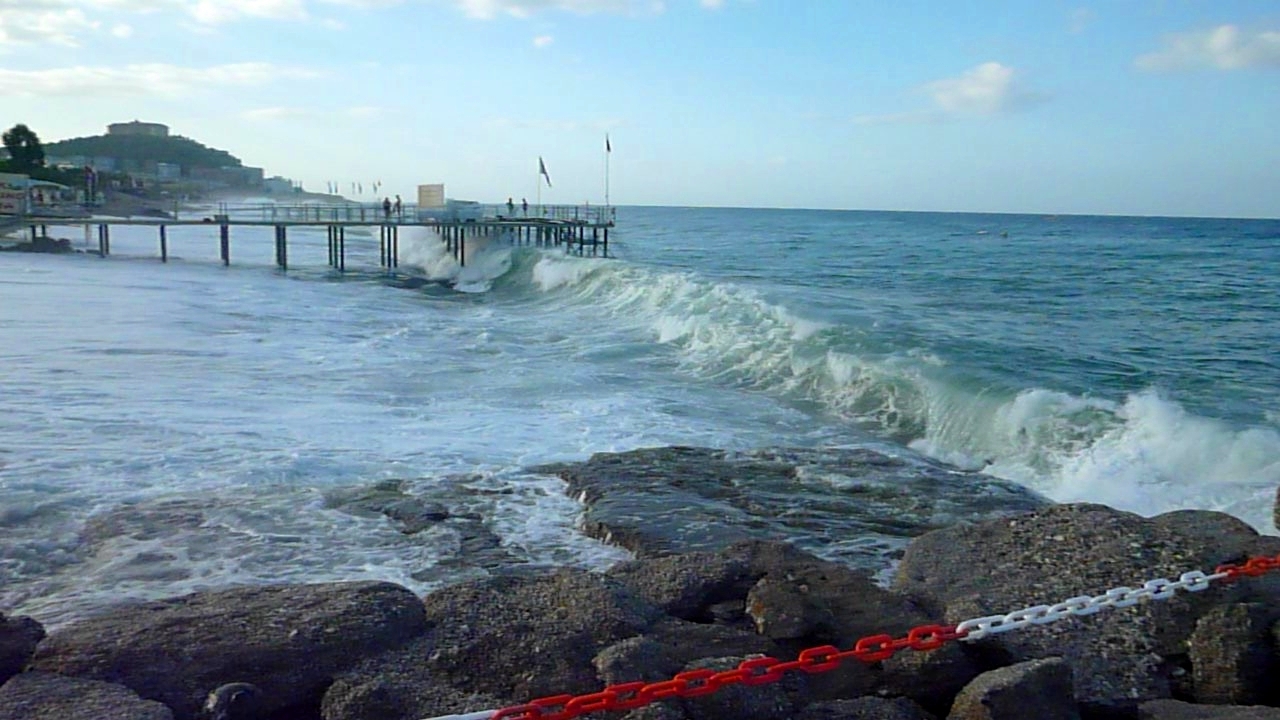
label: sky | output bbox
[0,1,1277,218]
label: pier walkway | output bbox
[3,202,615,271]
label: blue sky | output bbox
[1,1,1277,217]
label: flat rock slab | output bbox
[0,670,173,720]
[533,446,1049,569]
[30,581,427,720]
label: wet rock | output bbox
[795,696,936,720]
[534,446,1048,569]
[894,504,1277,713]
[946,657,1078,720]
[324,480,450,535]
[0,236,74,253]
[1139,699,1280,719]
[0,670,173,720]
[0,612,44,685]
[1189,603,1278,705]
[30,581,427,720]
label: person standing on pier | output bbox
[382,197,392,220]
[506,197,514,216]
[521,198,528,216]
[393,195,402,219]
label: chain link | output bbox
[429,552,1280,720]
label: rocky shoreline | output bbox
[3,448,1280,720]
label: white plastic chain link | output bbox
[955,570,1229,640]
[421,567,1238,720]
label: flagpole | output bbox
[605,138,610,209]
[536,161,541,212]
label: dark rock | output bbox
[946,657,1078,720]
[594,636,679,685]
[795,696,936,720]
[606,550,752,620]
[878,641,980,716]
[0,670,174,720]
[592,617,779,687]
[323,480,450,535]
[534,446,1048,567]
[320,674,503,720]
[339,568,660,710]
[30,581,427,720]
[0,612,44,685]
[1189,603,1278,705]
[0,236,73,253]
[894,504,1276,712]
[1139,699,1280,719]
[202,683,262,720]
[677,655,800,720]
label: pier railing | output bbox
[203,202,615,226]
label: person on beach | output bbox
[382,197,391,220]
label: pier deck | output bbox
[4,202,615,271]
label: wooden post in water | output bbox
[392,226,398,268]
[160,225,167,262]
[339,226,346,272]
[219,223,230,266]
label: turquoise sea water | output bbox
[1,206,1277,626]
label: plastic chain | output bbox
[424,550,1280,720]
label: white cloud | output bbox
[0,62,320,97]
[241,105,384,120]
[242,106,312,120]
[0,7,99,46]
[533,33,552,47]
[1136,24,1280,71]
[700,0,723,8]
[110,21,132,35]
[1068,7,1093,34]
[451,0,656,20]
[925,61,1039,115]
[191,0,306,23]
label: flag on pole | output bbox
[606,134,611,153]
[539,156,552,188]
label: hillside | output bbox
[44,134,243,170]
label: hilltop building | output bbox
[107,121,169,138]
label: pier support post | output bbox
[327,226,335,267]
[603,227,608,256]
[160,225,167,263]
[339,227,346,272]
[391,226,398,269]
[219,223,230,266]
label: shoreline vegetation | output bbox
[2,446,1280,720]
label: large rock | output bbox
[677,655,800,720]
[0,612,44,685]
[946,657,1078,720]
[534,446,1048,567]
[894,504,1279,713]
[0,670,173,720]
[329,568,661,714]
[795,696,936,720]
[1140,699,1280,719]
[1189,603,1278,705]
[30,581,427,720]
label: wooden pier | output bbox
[7,202,615,272]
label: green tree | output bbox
[2,124,45,173]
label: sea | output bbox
[2,204,1278,629]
